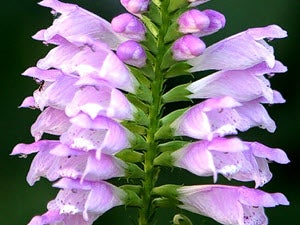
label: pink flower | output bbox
[171,96,276,140]
[188,25,287,72]
[178,185,289,225]
[172,35,206,61]
[34,0,125,49]
[120,0,150,14]
[172,137,289,187]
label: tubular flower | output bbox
[13,0,289,225]
[177,185,289,225]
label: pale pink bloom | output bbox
[187,61,287,103]
[31,107,71,141]
[172,35,206,61]
[111,13,146,41]
[34,0,125,49]
[178,185,289,225]
[61,114,133,158]
[173,137,289,187]
[11,141,126,185]
[171,96,276,141]
[120,0,150,14]
[188,25,287,72]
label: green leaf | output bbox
[141,15,159,38]
[165,62,193,78]
[126,93,149,114]
[146,2,162,25]
[153,151,174,166]
[116,149,144,163]
[162,83,192,103]
[167,0,188,13]
[158,140,190,152]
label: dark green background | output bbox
[1,0,299,224]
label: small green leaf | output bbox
[141,15,159,37]
[146,2,162,25]
[168,0,188,13]
[126,93,149,114]
[163,83,192,103]
[116,149,144,163]
[125,163,145,179]
[152,184,180,199]
[158,140,189,152]
[165,62,193,78]
[153,151,174,166]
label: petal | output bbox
[178,185,288,225]
[11,140,60,155]
[31,107,71,141]
[188,25,287,72]
[65,83,135,120]
[188,61,285,103]
[38,0,124,49]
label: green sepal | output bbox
[164,22,181,43]
[136,85,153,104]
[152,184,181,199]
[141,15,159,38]
[155,108,188,140]
[122,121,147,135]
[163,83,192,103]
[160,108,188,125]
[129,133,148,150]
[142,31,158,56]
[160,46,178,71]
[125,163,145,179]
[134,109,150,127]
[115,149,144,163]
[120,184,142,195]
[129,66,151,88]
[158,140,189,152]
[173,214,193,225]
[153,151,174,167]
[167,0,189,13]
[165,62,193,78]
[153,197,179,208]
[126,93,149,114]
[145,1,162,26]
[121,188,143,207]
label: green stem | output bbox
[138,1,170,225]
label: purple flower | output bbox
[11,141,126,185]
[178,9,225,37]
[178,185,289,225]
[171,96,276,140]
[172,35,206,61]
[172,137,289,187]
[116,40,147,68]
[111,13,146,41]
[188,25,287,72]
[187,61,287,103]
[34,0,125,49]
[120,0,150,14]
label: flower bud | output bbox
[116,40,147,68]
[178,9,210,34]
[120,0,150,14]
[172,35,206,61]
[111,13,146,41]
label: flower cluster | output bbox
[12,0,289,225]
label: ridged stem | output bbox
[138,1,170,225]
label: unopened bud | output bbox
[111,13,146,41]
[116,40,147,68]
[172,35,206,61]
[120,0,150,14]
[178,9,210,34]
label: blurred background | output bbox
[1,0,299,224]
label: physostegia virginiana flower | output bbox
[12,0,290,224]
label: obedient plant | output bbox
[12,0,290,224]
